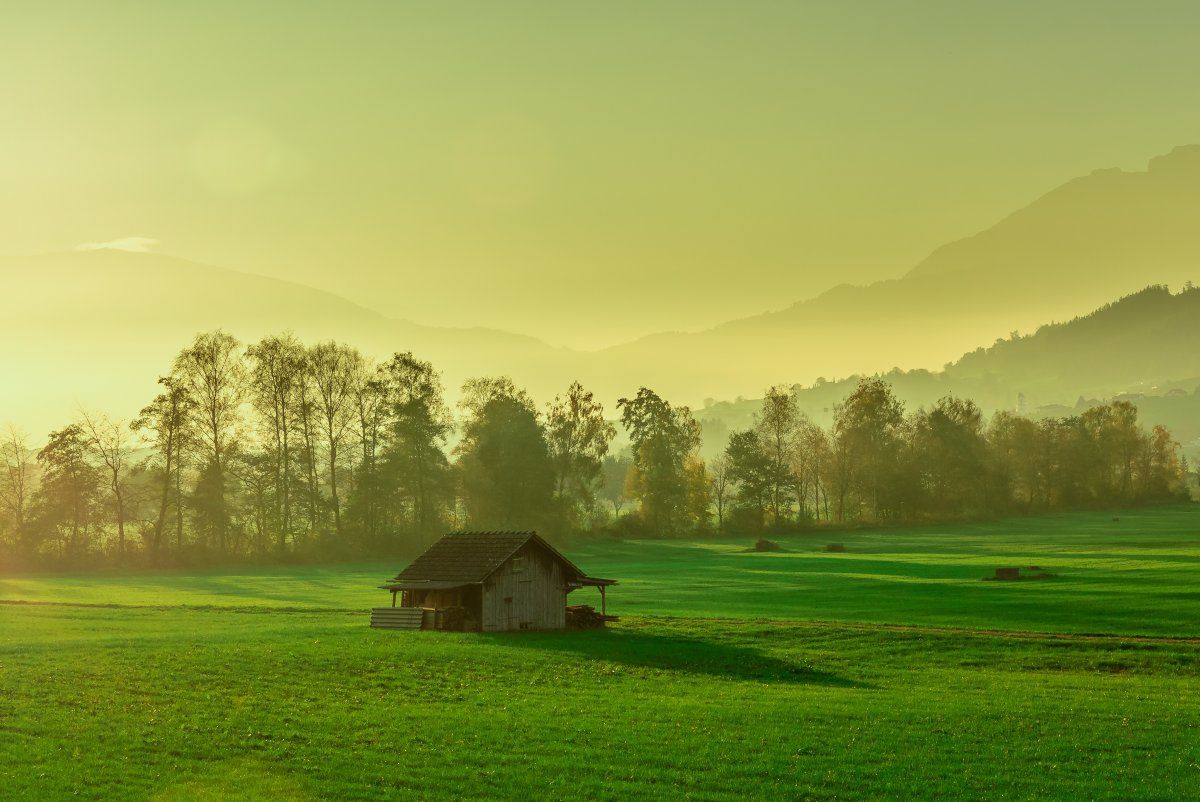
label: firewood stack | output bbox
[437,605,473,631]
[566,604,608,629]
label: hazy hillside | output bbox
[695,285,1200,456]
[0,250,573,434]
[5,146,1200,437]
[948,284,1200,398]
[592,146,1200,402]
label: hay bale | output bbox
[993,566,1021,581]
[825,543,847,553]
[752,538,782,552]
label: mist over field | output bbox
[4,145,1200,437]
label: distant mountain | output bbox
[5,146,1200,437]
[588,146,1200,402]
[907,145,1200,285]
[694,285,1200,457]
[0,250,574,435]
[947,284,1200,400]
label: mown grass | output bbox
[2,506,1199,799]
[4,506,1199,636]
[3,607,1199,800]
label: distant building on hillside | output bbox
[372,531,616,632]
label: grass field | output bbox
[3,507,1199,799]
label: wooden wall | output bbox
[481,543,567,631]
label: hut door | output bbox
[517,578,533,629]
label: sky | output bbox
[3,1,1200,348]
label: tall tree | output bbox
[909,396,988,518]
[987,411,1043,508]
[754,386,799,526]
[545,382,616,530]
[78,410,133,556]
[725,430,773,530]
[246,334,305,552]
[0,426,34,554]
[684,456,713,533]
[133,376,194,557]
[378,353,452,540]
[1080,401,1142,501]
[792,418,829,522]
[599,453,632,521]
[173,331,245,553]
[832,378,904,521]
[35,425,101,560]
[346,359,386,543]
[309,341,360,540]
[457,377,555,531]
[292,363,323,540]
[1142,424,1186,500]
[617,388,702,535]
[709,453,733,531]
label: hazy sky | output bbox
[3,1,1200,348]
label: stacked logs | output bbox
[437,605,471,631]
[566,604,608,629]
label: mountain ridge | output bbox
[4,144,1200,436]
[589,144,1200,400]
[692,284,1200,458]
[0,249,577,435]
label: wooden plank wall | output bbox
[481,543,567,631]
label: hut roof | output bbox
[388,531,598,586]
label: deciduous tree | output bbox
[545,382,615,530]
[173,331,245,553]
[618,388,702,535]
[457,377,554,531]
[133,376,194,557]
[78,409,133,556]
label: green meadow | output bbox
[3,507,1199,800]
[5,506,1200,635]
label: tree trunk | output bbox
[328,442,341,537]
[153,447,173,562]
[113,473,126,556]
[175,461,185,552]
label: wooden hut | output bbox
[374,531,616,632]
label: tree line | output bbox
[708,380,1189,533]
[0,334,1191,569]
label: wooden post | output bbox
[600,585,606,616]
[391,590,397,608]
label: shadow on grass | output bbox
[482,628,867,687]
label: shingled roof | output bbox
[390,531,583,584]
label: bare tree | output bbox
[349,358,385,541]
[790,417,825,522]
[79,409,133,556]
[173,330,245,553]
[132,376,194,558]
[292,362,322,540]
[600,454,631,520]
[309,341,360,539]
[709,453,732,531]
[0,425,34,551]
[247,334,305,552]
